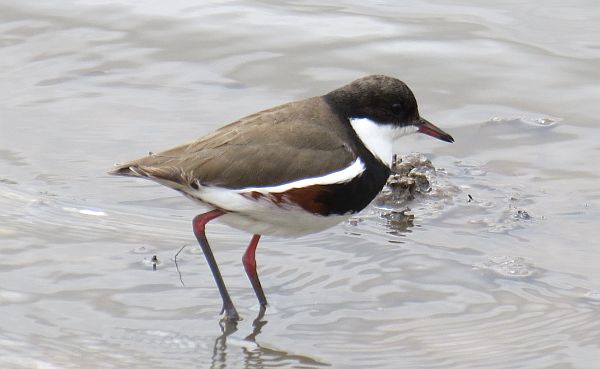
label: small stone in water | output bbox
[142,255,162,269]
[515,209,531,220]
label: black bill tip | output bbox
[417,118,454,143]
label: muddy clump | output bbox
[374,153,436,209]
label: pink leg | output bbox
[242,234,267,307]
[192,209,239,321]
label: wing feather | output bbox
[110,96,358,189]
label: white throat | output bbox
[349,117,418,166]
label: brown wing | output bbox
[110,96,358,189]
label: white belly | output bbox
[219,208,350,237]
[184,185,351,237]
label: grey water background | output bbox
[1,1,599,368]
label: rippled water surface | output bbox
[1,1,599,368]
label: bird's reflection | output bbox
[209,306,328,369]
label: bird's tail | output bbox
[108,154,191,189]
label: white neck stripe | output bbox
[349,117,418,167]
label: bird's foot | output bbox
[220,304,240,321]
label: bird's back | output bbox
[110,96,358,191]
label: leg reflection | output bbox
[209,306,328,369]
[210,315,239,368]
[245,305,267,342]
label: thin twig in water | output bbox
[174,244,190,287]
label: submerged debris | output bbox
[514,209,532,220]
[374,153,436,209]
[381,208,415,232]
[475,256,537,278]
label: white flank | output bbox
[349,117,418,166]
[235,157,365,194]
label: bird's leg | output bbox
[242,234,268,307]
[192,209,240,321]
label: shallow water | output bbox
[1,1,599,368]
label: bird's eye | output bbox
[391,103,403,114]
